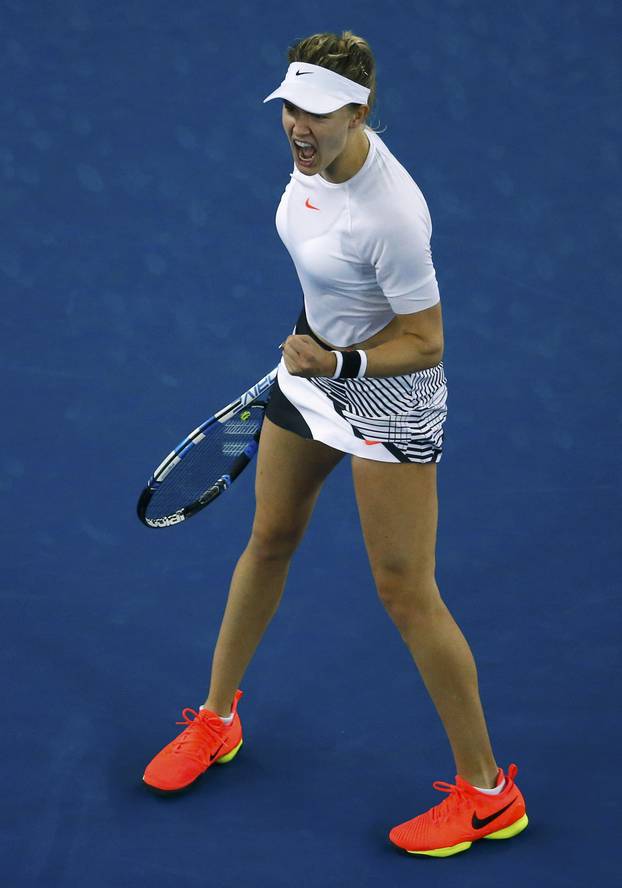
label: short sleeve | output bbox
[369,208,440,314]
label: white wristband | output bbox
[356,349,368,378]
[331,351,343,379]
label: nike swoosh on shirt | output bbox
[471,797,518,830]
[305,198,320,210]
[363,440,381,446]
[296,70,312,76]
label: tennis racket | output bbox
[137,366,278,528]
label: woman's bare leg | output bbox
[351,457,498,788]
[204,418,344,715]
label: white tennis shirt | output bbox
[275,128,441,348]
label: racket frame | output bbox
[137,366,278,528]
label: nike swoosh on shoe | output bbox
[209,743,225,762]
[472,797,518,830]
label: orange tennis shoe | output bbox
[389,763,528,857]
[143,689,244,794]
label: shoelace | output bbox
[172,708,227,767]
[429,780,472,823]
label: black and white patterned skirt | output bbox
[265,307,448,463]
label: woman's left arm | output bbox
[362,302,444,377]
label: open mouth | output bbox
[293,139,317,165]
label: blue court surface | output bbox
[2,1,620,885]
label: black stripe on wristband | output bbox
[339,350,362,378]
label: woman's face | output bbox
[282,99,366,181]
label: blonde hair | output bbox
[287,30,386,133]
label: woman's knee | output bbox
[374,562,443,624]
[248,519,306,561]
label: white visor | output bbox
[263,62,370,114]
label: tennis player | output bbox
[143,31,528,858]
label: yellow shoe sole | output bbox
[483,813,529,840]
[407,841,473,858]
[406,813,529,858]
[215,738,243,764]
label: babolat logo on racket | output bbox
[240,410,251,421]
[145,511,186,528]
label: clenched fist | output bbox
[281,334,338,378]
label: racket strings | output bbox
[144,404,265,520]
